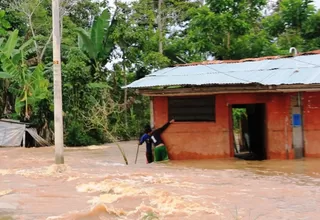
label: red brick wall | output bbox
[154,95,230,159]
[303,92,320,157]
[266,94,294,159]
[152,93,294,160]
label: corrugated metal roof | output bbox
[125,54,320,89]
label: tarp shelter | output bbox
[0,119,49,147]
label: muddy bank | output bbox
[1,141,320,219]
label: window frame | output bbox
[168,96,216,122]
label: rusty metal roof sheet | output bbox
[125,53,320,89]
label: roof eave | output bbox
[135,84,320,96]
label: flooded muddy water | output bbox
[1,141,320,220]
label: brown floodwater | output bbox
[1,141,320,220]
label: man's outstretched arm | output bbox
[153,119,175,135]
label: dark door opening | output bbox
[231,104,266,160]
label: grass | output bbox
[142,211,159,220]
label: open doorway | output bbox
[231,104,266,160]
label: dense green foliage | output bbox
[232,108,247,131]
[0,0,319,146]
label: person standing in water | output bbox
[150,119,175,162]
[138,126,153,163]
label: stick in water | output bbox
[135,144,140,164]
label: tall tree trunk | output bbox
[123,60,128,129]
[158,0,163,54]
[227,31,230,50]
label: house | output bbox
[125,50,320,160]
[0,119,49,147]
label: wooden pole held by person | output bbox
[135,144,140,164]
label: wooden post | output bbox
[52,0,64,164]
[23,125,26,148]
[150,97,154,128]
[292,93,304,159]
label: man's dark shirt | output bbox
[150,121,171,146]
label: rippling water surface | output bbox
[1,141,320,220]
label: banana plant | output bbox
[0,30,50,120]
[76,9,117,78]
[0,10,11,36]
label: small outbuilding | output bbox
[125,50,320,160]
[0,119,49,147]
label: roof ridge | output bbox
[149,66,319,77]
[175,50,320,67]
